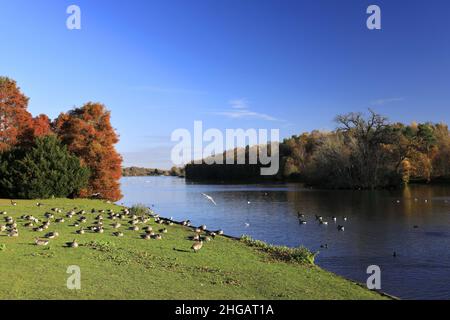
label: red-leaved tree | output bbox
[0,77,33,152]
[54,102,123,201]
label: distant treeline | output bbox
[123,166,185,177]
[186,110,450,189]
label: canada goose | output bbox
[152,234,162,240]
[76,228,85,235]
[113,232,124,237]
[24,222,34,228]
[193,234,201,241]
[209,232,216,238]
[320,244,328,249]
[73,222,80,227]
[332,217,337,222]
[182,220,189,226]
[217,230,224,235]
[141,234,151,240]
[112,223,121,229]
[144,226,153,232]
[159,228,168,234]
[0,225,6,232]
[0,211,6,215]
[203,236,212,242]
[51,207,59,212]
[195,228,202,234]
[11,200,17,206]
[191,241,203,253]
[320,221,328,225]
[297,212,305,218]
[5,217,13,223]
[45,213,54,219]
[8,230,19,237]
[95,227,104,234]
[338,225,345,231]
[79,217,87,223]
[69,240,79,248]
[35,238,49,246]
[55,218,65,223]
[343,217,348,221]
[315,215,322,221]
[34,227,44,232]
[299,220,307,225]
[45,232,59,239]
[95,215,103,221]
[130,226,139,231]
[200,225,207,231]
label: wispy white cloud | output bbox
[213,98,282,122]
[133,85,207,95]
[229,98,249,109]
[371,97,404,106]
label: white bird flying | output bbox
[202,193,217,206]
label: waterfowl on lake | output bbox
[332,217,337,222]
[320,221,328,225]
[191,241,203,253]
[320,244,328,249]
[343,217,348,221]
[35,238,49,246]
[338,225,345,231]
[299,220,307,225]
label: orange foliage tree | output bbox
[54,102,123,201]
[0,77,33,151]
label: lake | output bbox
[120,176,450,300]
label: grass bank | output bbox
[0,198,387,300]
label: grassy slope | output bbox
[0,199,386,300]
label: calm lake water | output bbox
[120,176,450,300]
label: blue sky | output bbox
[1,0,449,168]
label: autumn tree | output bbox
[0,77,33,152]
[54,102,123,201]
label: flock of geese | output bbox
[297,212,347,232]
[0,201,224,253]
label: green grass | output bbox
[0,198,387,300]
